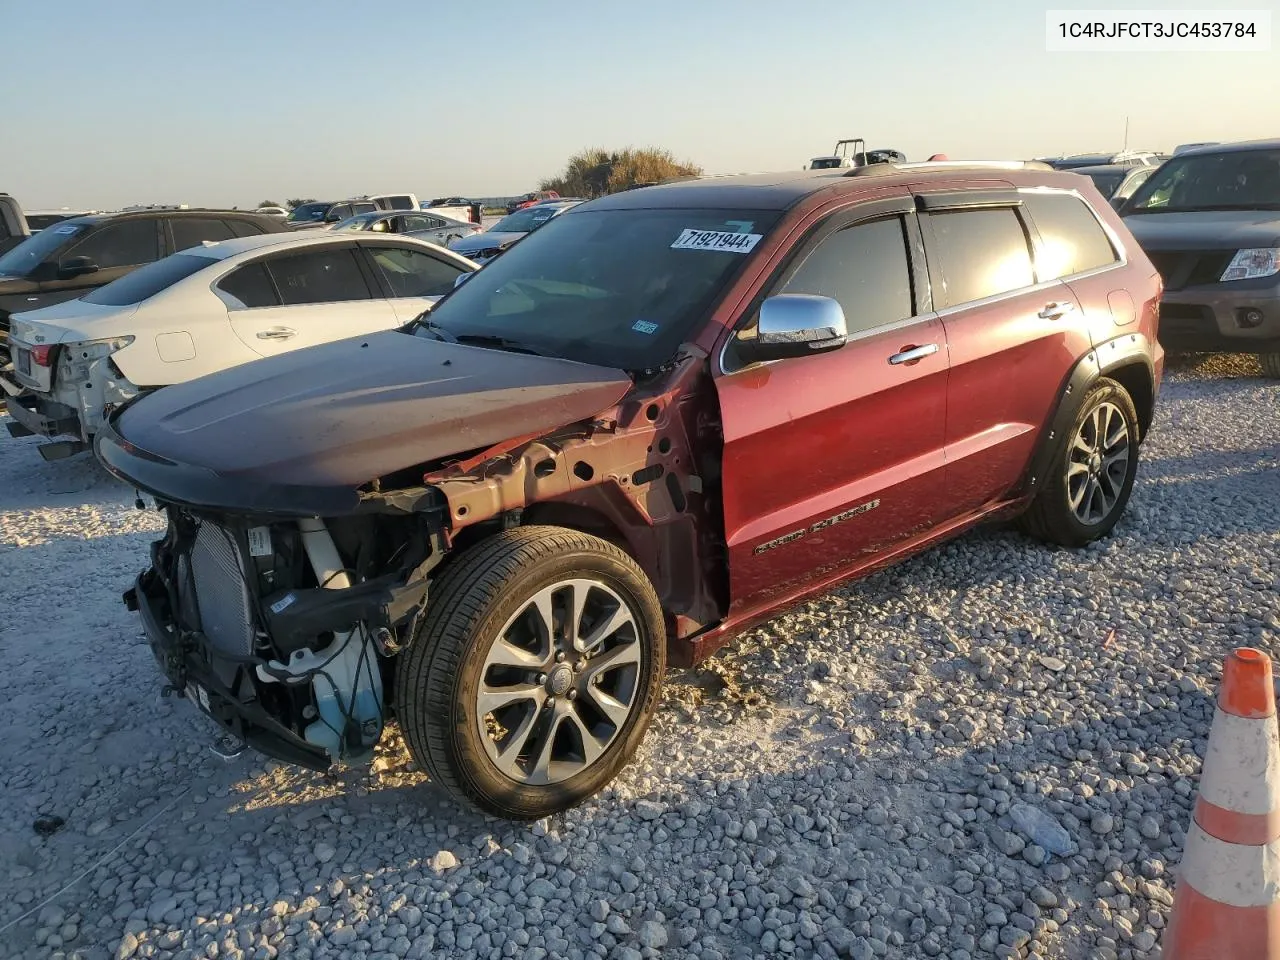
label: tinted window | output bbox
[66,219,160,269]
[927,208,1034,305]
[1126,148,1280,212]
[382,196,415,211]
[26,214,74,231]
[1115,168,1154,201]
[369,245,465,298]
[0,222,89,277]
[1082,169,1126,198]
[83,253,215,305]
[217,262,279,309]
[266,247,371,305]
[779,216,915,335]
[401,215,433,232]
[225,219,266,237]
[1023,192,1118,280]
[172,217,235,251]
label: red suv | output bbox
[98,161,1163,819]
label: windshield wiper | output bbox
[452,334,548,357]
[407,313,459,343]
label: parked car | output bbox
[507,190,559,213]
[98,161,1162,819]
[0,192,30,256]
[253,206,289,218]
[1039,151,1162,170]
[0,208,286,366]
[423,198,482,224]
[330,209,482,247]
[26,209,104,232]
[1071,164,1159,206]
[368,193,420,212]
[1117,139,1280,376]
[447,200,582,264]
[285,202,336,229]
[3,233,476,459]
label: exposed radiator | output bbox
[188,523,256,658]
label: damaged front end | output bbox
[124,497,448,771]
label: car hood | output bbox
[111,328,633,491]
[7,299,139,343]
[449,231,525,253]
[1122,210,1280,250]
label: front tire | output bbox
[395,526,666,819]
[1018,377,1141,548]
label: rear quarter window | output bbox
[1022,191,1119,280]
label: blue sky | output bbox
[7,0,1276,208]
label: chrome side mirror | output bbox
[738,294,848,364]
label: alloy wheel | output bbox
[1066,401,1131,525]
[476,578,643,785]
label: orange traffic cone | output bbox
[1163,647,1280,959]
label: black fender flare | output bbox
[1021,332,1156,495]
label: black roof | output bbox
[1175,138,1280,157]
[574,165,1097,213]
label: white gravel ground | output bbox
[0,355,1276,960]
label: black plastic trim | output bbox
[1022,333,1155,492]
[914,190,1022,211]
[132,569,332,772]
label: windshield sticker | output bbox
[52,224,81,234]
[631,320,659,335]
[671,229,762,253]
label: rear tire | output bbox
[1261,352,1280,379]
[1018,377,1141,548]
[395,526,666,819]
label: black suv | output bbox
[0,208,287,359]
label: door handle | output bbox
[1038,301,1076,320]
[256,327,296,340]
[888,343,939,365]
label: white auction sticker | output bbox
[247,526,272,557]
[671,229,762,253]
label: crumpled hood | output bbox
[113,328,633,489]
[449,232,524,254]
[7,299,139,344]
[1122,210,1280,250]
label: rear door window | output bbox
[265,247,373,305]
[367,245,466,298]
[216,261,280,309]
[925,208,1035,306]
[65,219,160,269]
[1022,191,1119,280]
[171,217,236,251]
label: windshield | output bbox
[1125,149,1280,212]
[286,203,331,223]
[1082,169,1126,197]
[491,206,564,233]
[0,221,89,277]
[81,252,214,306]
[809,158,842,169]
[421,207,781,370]
[332,214,378,231]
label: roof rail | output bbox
[845,160,1055,177]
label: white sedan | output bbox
[1,232,477,460]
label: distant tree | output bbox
[539,147,702,198]
[258,200,283,209]
[286,198,316,208]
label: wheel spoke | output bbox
[584,685,632,727]
[581,637,642,684]
[1068,476,1088,511]
[527,704,566,785]
[567,580,592,648]
[485,638,547,672]
[1088,407,1103,448]
[566,710,608,767]
[1087,477,1105,522]
[576,604,635,654]
[477,682,545,717]
[1071,434,1094,457]
[491,701,543,779]
[1067,461,1091,480]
